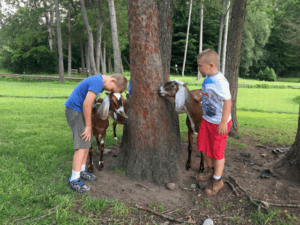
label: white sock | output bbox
[80,164,86,172]
[70,170,80,181]
[213,175,221,180]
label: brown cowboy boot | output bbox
[196,167,214,181]
[204,177,224,196]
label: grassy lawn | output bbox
[0,75,299,224]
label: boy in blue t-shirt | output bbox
[65,74,127,193]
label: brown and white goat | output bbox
[158,79,204,172]
[88,93,128,172]
[111,98,129,140]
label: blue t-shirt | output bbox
[201,72,231,124]
[65,75,104,112]
[128,79,131,95]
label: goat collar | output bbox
[172,80,186,112]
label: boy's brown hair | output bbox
[197,49,219,68]
[111,74,128,93]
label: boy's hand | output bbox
[217,121,227,136]
[81,126,92,142]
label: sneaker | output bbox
[204,178,224,196]
[196,167,214,181]
[68,178,90,193]
[80,171,97,181]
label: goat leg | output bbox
[96,137,105,171]
[186,129,193,170]
[199,153,204,173]
[87,145,94,173]
[113,122,118,140]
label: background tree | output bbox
[221,0,230,76]
[68,0,72,77]
[197,0,203,80]
[113,0,182,185]
[56,0,64,82]
[225,0,247,137]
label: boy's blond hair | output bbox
[111,74,128,93]
[197,49,219,68]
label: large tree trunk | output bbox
[197,0,204,80]
[55,0,64,83]
[96,0,103,73]
[222,0,230,76]
[274,106,300,181]
[68,0,72,78]
[113,0,181,186]
[182,0,193,77]
[80,40,86,74]
[80,0,98,75]
[217,0,226,71]
[108,0,122,74]
[224,0,247,137]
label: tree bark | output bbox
[113,0,181,186]
[217,0,226,71]
[222,0,230,76]
[108,49,112,73]
[197,0,204,80]
[101,43,107,74]
[55,0,64,83]
[225,0,247,137]
[182,0,193,77]
[80,0,98,75]
[68,0,72,78]
[108,0,122,74]
[80,40,86,74]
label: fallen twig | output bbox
[14,205,59,222]
[136,204,184,223]
[182,187,196,191]
[252,199,300,209]
[229,176,267,213]
[136,183,153,192]
[162,206,186,215]
[225,180,239,197]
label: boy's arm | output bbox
[217,98,231,136]
[81,91,97,142]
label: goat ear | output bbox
[99,95,110,120]
[175,85,185,111]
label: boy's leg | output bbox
[214,158,225,177]
[197,119,214,181]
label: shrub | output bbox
[257,70,264,80]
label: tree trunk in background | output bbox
[101,43,107,74]
[68,0,72,78]
[108,0,122,74]
[96,0,103,73]
[222,0,230,76]
[80,40,86,74]
[157,0,173,79]
[113,0,182,186]
[182,0,193,77]
[274,106,300,182]
[85,40,91,77]
[217,0,226,71]
[80,0,98,75]
[197,0,203,80]
[108,49,112,73]
[55,0,64,83]
[225,0,247,137]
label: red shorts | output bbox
[197,119,231,160]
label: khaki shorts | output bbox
[65,107,94,150]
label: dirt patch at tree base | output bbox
[88,136,300,224]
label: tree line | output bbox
[0,0,299,79]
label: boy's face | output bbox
[104,78,122,93]
[197,58,212,76]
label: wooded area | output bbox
[0,0,299,79]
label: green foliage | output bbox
[257,70,264,80]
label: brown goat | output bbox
[158,79,204,172]
[88,93,128,172]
